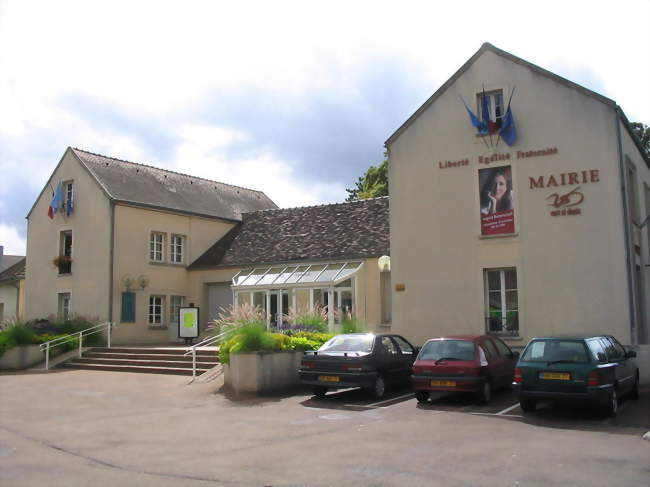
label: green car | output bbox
[512,335,639,416]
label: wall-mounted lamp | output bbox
[378,255,391,273]
[137,275,150,290]
[122,274,134,291]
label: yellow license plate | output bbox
[540,372,570,380]
[319,375,340,382]
[430,380,456,387]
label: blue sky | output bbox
[1,0,649,255]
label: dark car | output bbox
[411,335,519,404]
[512,334,640,416]
[299,333,418,398]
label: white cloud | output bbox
[0,223,26,255]
[173,123,346,208]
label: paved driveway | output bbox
[1,369,649,487]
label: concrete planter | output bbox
[0,345,44,370]
[224,350,304,394]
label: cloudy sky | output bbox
[1,0,649,255]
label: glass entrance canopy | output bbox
[232,261,363,289]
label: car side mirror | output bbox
[512,351,520,359]
[625,350,636,359]
[413,347,420,355]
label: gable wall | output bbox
[389,49,631,346]
[24,150,112,321]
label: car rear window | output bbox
[319,334,374,352]
[418,340,475,361]
[520,339,590,363]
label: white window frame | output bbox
[170,234,185,265]
[63,180,74,207]
[484,268,518,336]
[58,292,72,321]
[149,295,165,326]
[477,89,504,125]
[150,232,165,263]
[169,295,185,325]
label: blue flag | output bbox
[50,183,62,214]
[462,99,487,133]
[499,106,517,146]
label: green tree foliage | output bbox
[629,122,649,157]
[346,157,388,201]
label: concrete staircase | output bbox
[62,346,220,376]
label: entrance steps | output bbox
[62,346,219,376]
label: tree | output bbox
[629,122,649,157]
[345,157,388,201]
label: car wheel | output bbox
[603,388,618,417]
[415,390,429,404]
[312,386,327,397]
[629,374,639,400]
[368,375,386,399]
[519,398,536,413]
[478,380,492,405]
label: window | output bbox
[170,235,185,264]
[380,336,398,355]
[58,231,72,274]
[149,295,165,326]
[150,232,164,262]
[492,338,513,357]
[58,293,71,320]
[63,180,74,216]
[483,339,498,360]
[588,339,608,363]
[485,268,518,336]
[603,336,625,360]
[477,90,504,127]
[169,295,185,325]
[392,336,414,355]
[521,340,589,363]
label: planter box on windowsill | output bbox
[0,345,44,370]
[224,350,304,395]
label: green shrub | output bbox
[218,322,276,364]
[285,336,320,351]
[283,305,328,333]
[339,317,365,334]
[290,331,333,348]
[0,323,40,357]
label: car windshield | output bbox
[319,334,374,353]
[417,340,475,361]
[520,339,590,363]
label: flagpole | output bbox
[482,84,494,148]
[495,86,516,149]
[459,95,490,150]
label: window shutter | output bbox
[121,292,136,322]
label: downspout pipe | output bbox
[109,200,115,324]
[614,106,637,344]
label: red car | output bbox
[411,335,519,404]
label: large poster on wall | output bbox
[479,166,515,235]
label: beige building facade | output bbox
[386,43,649,348]
[24,149,391,344]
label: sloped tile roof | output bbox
[0,255,24,274]
[72,148,277,221]
[0,257,25,282]
[190,197,389,268]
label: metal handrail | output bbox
[39,321,114,370]
[184,330,227,381]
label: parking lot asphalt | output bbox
[1,369,649,487]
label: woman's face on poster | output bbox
[493,174,508,199]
